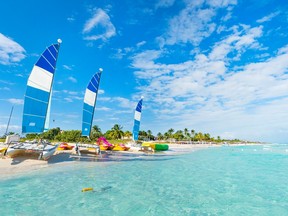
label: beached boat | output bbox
[6,40,62,160]
[133,97,143,141]
[97,137,114,150]
[0,135,19,155]
[74,143,100,156]
[57,142,74,150]
[0,146,7,154]
[99,145,109,151]
[78,69,103,155]
[142,142,169,151]
[112,144,130,151]
[6,141,58,160]
[82,68,103,137]
[125,97,144,151]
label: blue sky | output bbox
[0,0,288,143]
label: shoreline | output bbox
[0,143,259,180]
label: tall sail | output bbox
[44,90,52,132]
[22,39,62,133]
[132,97,143,141]
[82,68,103,137]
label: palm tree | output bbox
[139,130,147,140]
[91,125,102,140]
[191,129,195,143]
[164,132,169,140]
[110,124,124,139]
[196,132,204,142]
[147,130,153,140]
[174,130,184,141]
[204,133,211,141]
[124,130,132,138]
[167,128,174,139]
[184,128,189,140]
[217,136,221,142]
[157,132,164,140]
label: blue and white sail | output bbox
[82,68,103,137]
[132,97,143,141]
[22,39,62,133]
[44,90,52,132]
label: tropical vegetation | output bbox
[1,124,247,144]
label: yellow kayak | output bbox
[0,147,7,154]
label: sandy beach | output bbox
[0,143,238,179]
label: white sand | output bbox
[0,143,251,179]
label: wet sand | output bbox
[0,143,247,179]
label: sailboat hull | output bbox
[6,143,58,160]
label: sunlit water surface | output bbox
[1,144,288,215]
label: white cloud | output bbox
[64,98,73,103]
[155,0,175,8]
[131,19,288,142]
[0,87,10,91]
[7,98,23,105]
[0,80,14,85]
[256,11,280,23]
[98,97,111,101]
[209,25,263,61]
[63,65,74,70]
[67,17,75,22]
[83,8,116,41]
[68,76,77,83]
[0,124,21,134]
[67,91,78,95]
[0,33,26,65]
[96,106,111,111]
[98,89,105,94]
[206,0,237,7]
[65,114,79,118]
[136,41,146,47]
[159,1,237,46]
[113,97,135,109]
[96,96,135,112]
[112,42,145,59]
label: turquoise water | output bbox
[1,145,288,215]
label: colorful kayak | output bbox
[57,143,74,150]
[142,142,169,151]
[112,144,130,151]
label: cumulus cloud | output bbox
[83,8,116,41]
[0,33,26,65]
[209,25,263,61]
[159,0,237,46]
[131,18,288,141]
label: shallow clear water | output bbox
[1,145,288,216]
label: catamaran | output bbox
[126,97,144,150]
[133,96,144,142]
[6,39,62,160]
[75,68,103,156]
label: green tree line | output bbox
[17,125,243,144]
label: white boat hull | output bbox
[6,143,58,160]
[40,145,58,160]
